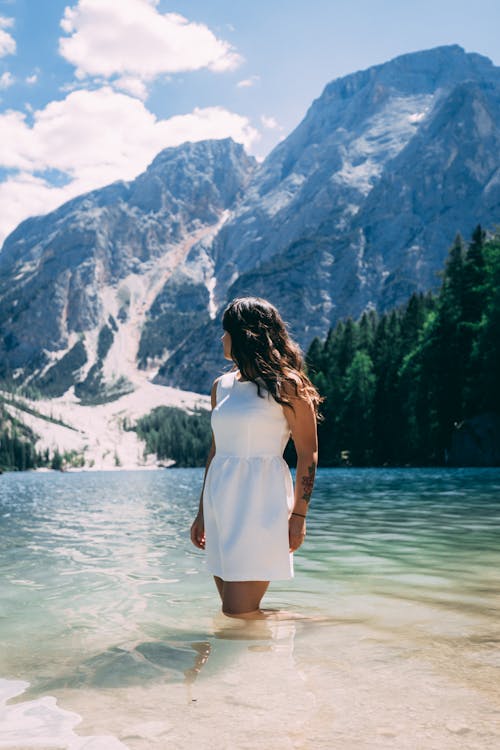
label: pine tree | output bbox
[462,225,487,415]
[51,449,63,471]
[430,234,467,458]
[305,337,324,377]
[476,233,500,413]
[462,225,486,324]
[340,351,376,465]
[337,318,358,375]
[372,312,402,463]
[358,310,375,354]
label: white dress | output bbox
[203,369,295,581]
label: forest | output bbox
[0,400,66,471]
[306,226,500,465]
[1,225,498,471]
[130,406,212,468]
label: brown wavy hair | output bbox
[222,296,323,418]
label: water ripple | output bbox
[0,467,499,682]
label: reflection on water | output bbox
[0,467,499,748]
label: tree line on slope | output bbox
[306,225,500,466]
[128,407,212,468]
[0,404,71,471]
[132,225,499,469]
[2,225,498,471]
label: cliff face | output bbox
[1,45,499,397]
[158,46,500,391]
[0,139,255,392]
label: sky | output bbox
[0,0,498,247]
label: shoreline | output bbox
[2,464,500,476]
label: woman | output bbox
[190,296,321,619]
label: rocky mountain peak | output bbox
[0,136,255,391]
[321,45,495,100]
[148,137,254,172]
[0,46,499,398]
[128,137,256,218]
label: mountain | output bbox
[1,44,499,400]
[207,46,497,299]
[0,139,255,398]
[156,45,500,391]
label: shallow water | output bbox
[0,467,499,749]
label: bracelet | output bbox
[291,512,307,518]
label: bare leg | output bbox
[222,580,270,618]
[213,575,224,602]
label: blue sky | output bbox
[0,0,498,245]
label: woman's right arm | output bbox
[190,377,219,549]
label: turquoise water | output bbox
[1,467,499,749]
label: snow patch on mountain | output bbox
[334,94,435,194]
[0,377,209,471]
[98,213,233,385]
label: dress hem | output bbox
[206,569,294,581]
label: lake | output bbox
[1,467,499,749]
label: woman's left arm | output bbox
[283,386,318,551]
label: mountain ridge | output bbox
[0,44,499,400]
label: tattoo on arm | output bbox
[301,462,316,503]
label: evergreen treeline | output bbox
[0,422,43,471]
[2,225,498,471]
[0,397,88,471]
[0,404,57,471]
[306,226,500,466]
[130,406,212,467]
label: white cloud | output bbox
[0,172,77,240]
[0,70,13,88]
[26,72,38,85]
[260,115,280,130]
[237,75,260,89]
[0,86,259,245]
[59,0,242,97]
[0,15,16,57]
[114,75,148,100]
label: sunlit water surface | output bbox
[1,467,499,749]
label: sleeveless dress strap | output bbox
[215,370,237,403]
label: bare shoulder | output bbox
[280,373,317,442]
